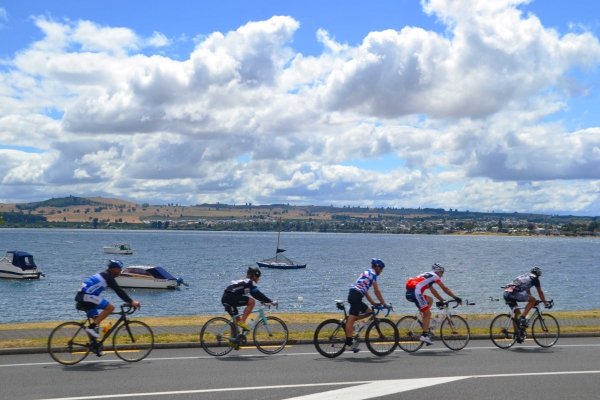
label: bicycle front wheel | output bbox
[113,321,154,362]
[48,322,91,365]
[489,314,517,349]
[365,318,398,356]
[313,319,346,358]
[440,315,470,351]
[396,316,424,352]
[253,316,289,354]
[200,317,236,356]
[532,314,560,348]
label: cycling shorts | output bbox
[406,289,430,312]
[75,292,110,318]
[503,290,530,308]
[347,290,369,317]
[222,291,250,317]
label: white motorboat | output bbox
[0,251,44,279]
[115,265,187,289]
[103,243,133,255]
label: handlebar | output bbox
[437,299,474,309]
[260,302,278,311]
[372,304,393,317]
[116,304,137,315]
[538,299,553,309]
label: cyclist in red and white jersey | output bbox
[405,263,461,345]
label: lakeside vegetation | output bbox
[0,196,599,236]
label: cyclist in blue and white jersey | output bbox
[504,267,548,331]
[405,263,461,345]
[344,259,389,352]
[222,267,277,332]
[75,260,140,344]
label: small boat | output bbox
[256,218,307,269]
[115,265,188,289]
[103,243,133,255]
[0,251,45,279]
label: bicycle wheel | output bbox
[532,314,560,348]
[489,314,517,349]
[113,321,154,362]
[365,318,399,356]
[200,317,236,356]
[48,322,91,365]
[396,316,424,352]
[253,316,289,354]
[440,315,470,351]
[313,319,346,358]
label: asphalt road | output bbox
[2,338,600,400]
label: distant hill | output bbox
[15,196,102,211]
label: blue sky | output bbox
[1,0,600,215]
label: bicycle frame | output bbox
[334,301,392,342]
[410,300,468,335]
[220,304,274,344]
[84,305,138,346]
[504,300,553,335]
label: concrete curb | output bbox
[2,333,598,356]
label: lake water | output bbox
[0,229,598,323]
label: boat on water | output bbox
[103,243,133,255]
[115,265,188,289]
[0,251,45,279]
[256,218,307,269]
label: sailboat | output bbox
[256,217,307,269]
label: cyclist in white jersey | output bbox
[344,259,389,352]
[405,263,461,345]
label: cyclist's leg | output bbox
[240,297,255,323]
[345,290,368,346]
[522,295,537,318]
[92,302,114,327]
[421,296,433,332]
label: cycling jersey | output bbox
[505,273,540,293]
[405,271,440,293]
[223,278,271,303]
[349,269,377,295]
[75,270,132,317]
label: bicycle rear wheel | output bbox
[48,322,91,365]
[253,316,289,354]
[440,315,470,351]
[200,317,236,356]
[113,321,154,362]
[313,319,346,358]
[532,314,560,348]
[489,314,517,349]
[365,318,398,356]
[396,316,424,352]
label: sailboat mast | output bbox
[275,217,282,262]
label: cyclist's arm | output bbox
[436,281,459,301]
[371,281,386,305]
[104,272,134,304]
[250,288,272,304]
[535,286,547,305]
[429,285,445,302]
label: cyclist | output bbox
[503,267,548,336]
[405,263,461,345]
[75,260,140,354]
[222,267,277,332]
[345,258,389,352]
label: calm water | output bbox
[0,229,598,323]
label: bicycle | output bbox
[313,301,399,358]
[396,299,474,352]
[490,298,559,349]
[200,302,288,356]
[48,304,154,365]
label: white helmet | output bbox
[431,263,445,272]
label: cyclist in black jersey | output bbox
[503,267,548,328]
[222,267,277,331]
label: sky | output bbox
[1,0,600,215]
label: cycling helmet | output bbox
[530,267,542,277]
[107,259,124,269]
[247,267,261,278]
[371,258,385,269]
[431,263,445,272]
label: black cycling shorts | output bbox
[347,290,368,317]
[222,291,250,317]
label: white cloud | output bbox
[0,8,7,21]
[1,2,600,214]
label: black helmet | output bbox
[107,259,123,269]
[247,267,261,278]
[530,267,542,277]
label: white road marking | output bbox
[283,377,467,400]
[36,371,600,400]
[2,342,600,368]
